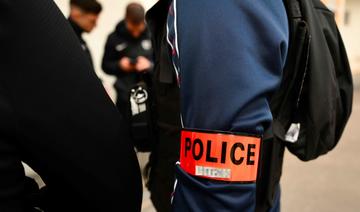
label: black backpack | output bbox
[270,0,353,161]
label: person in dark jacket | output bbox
[68,0,102,69]
[145,0,289,211]
[102,2,153,119]
[0,0,142,211]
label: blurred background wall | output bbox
[320,0,360,76]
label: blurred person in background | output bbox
[102,2,153,127]
[69,0,102,69]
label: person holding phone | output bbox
[102,2,153,119]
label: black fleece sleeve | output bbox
[101,35,130,78]
[0,1,26,211]
[0,0,142,211]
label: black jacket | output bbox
[68,18,94,69]
[0,0,142,211]
[102,21,153,104]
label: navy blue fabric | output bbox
[170,0,289,134]
[172,165,257,212]
[269,185,281,212]
[167,0,289,211]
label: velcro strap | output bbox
[180,129,261,182]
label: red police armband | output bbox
[180,129,261,182]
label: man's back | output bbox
[0,0,142,211]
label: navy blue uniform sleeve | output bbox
[168,0,289,211]
[169,0,289,135]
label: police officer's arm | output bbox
[169,0,289,211]
[176,0,289,134]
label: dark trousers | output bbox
[146,129,180,212]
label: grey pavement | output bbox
[281,88,360,212]
[137,153,156,212]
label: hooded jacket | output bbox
[102,21,153,104]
